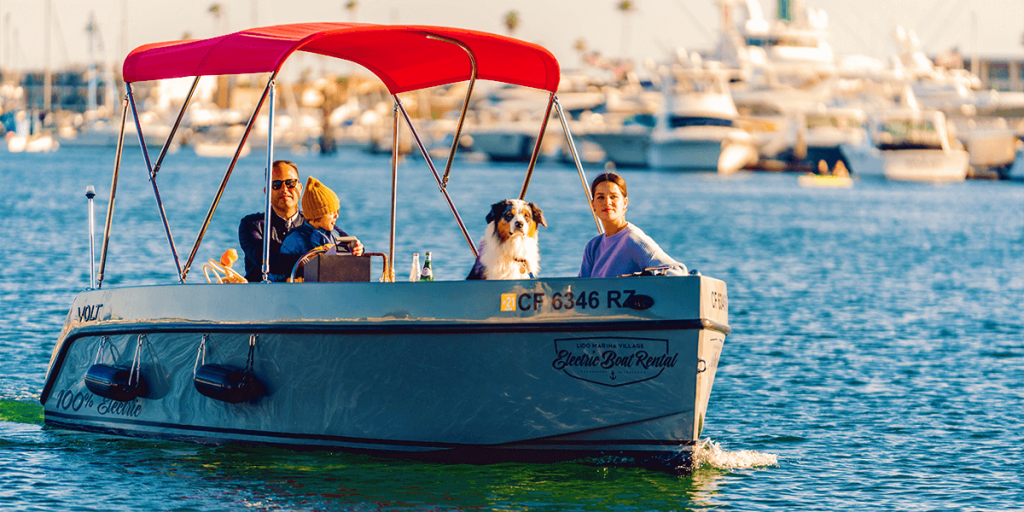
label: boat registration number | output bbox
[501,290,650,312]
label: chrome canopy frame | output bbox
[96,30,601,287]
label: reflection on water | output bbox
[0,421,746,511]
[0,400,44,424]
[0,397,773,510]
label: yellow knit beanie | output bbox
[301,176,340,220]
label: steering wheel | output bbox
[288,247,330,282]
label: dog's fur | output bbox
[466,199,547,280]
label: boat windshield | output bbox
[625,113,657,128]
[668,116,735,129]
[875,120,943,150]
[806,114,862,129]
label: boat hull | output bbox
[648,128,757,173]
[648,136,722,171]
[465,131,536,161]
[1007,147,1024,180]
[585,131,651,167]
[881,149,970,182]
[839,141,885,177]
[42,276,728,469]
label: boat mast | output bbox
[43,0,51,114]
[87,13,97,113]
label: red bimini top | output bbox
[122,23,560,94]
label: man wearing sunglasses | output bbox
[238,160,306,282]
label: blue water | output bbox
[1,146,1022,510]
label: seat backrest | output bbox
[304,254,372,282]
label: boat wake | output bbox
[692,439,779,470]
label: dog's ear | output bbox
[529,202,547,228]
[486,201,508,224]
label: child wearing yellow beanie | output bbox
[300,175,341,221]
[272,176,363,281]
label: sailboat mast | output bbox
[87,13,97,113]
[43,0,51,114]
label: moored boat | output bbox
[40,23,730,472]
[6,132,59,153]
[193,141,252,158]
[871,109,969,182]
[647,68,757,174]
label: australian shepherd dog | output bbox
[466,199,547,280]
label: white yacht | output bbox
[584,115,655,168]
[7,133,58,153]
[864,109,970,182]
[647,68,757,173]
[714,0,835,87]
[891,26,1022,175]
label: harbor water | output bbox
[1,146,1022,510]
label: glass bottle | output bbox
[409,253,420,282]
[419,251,434,281]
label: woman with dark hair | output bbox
[578,172,686,278]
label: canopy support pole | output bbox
[152,76,199,177]
[96,94,130,289]
[395,96,478,259]
[553,95,603,233]
[181,72,276,282]
[388,102,399,282]
[127,82,183,282]
[261,79,278,282]
[425,34,477,189]
[518,92,555,200]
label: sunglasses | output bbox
[271,179,299,191]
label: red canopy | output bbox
[122,23,560,93]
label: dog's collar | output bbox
[514,258,530,274]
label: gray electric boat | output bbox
[40,23,729,471]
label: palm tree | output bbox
[574,38,588,65]
[504,10,519,36]
[615,1,635,59]
[208,3,222,35]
